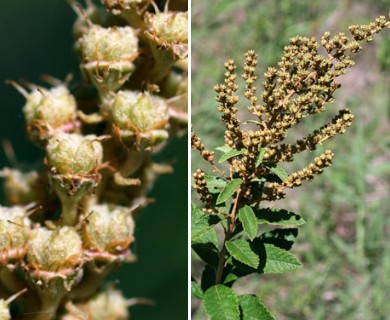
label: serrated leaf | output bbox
[263,243,302,274]
[203,285,240,320]
[255,208,305,226]
[255,148,266,167]
[238,206,258,241]
[225,239,259,268]
[238,295,276,320]
[205,175,227,193]
[191,203,219,247]
[218,149,246,163]
[266,164,289,181]
[191,279,203,299]
[216,178,242,204]
[215,146,232,153]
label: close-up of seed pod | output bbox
[0,0,187,319]
[0,206,30,269]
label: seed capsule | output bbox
[0,206,30,269]
[46,133,104,225]
[110,90,169,150]
[46,133,103,176]
[145,10,188,59]
[79,24,138,91]
[25,226,83,290]
[10,82,78,147]
[82,204,135,264]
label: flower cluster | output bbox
[0,1,187,319]
[191,13,389,320]
[193,15,389,206]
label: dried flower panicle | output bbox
[193,169,215,213]
[193,14,390,209]
[192,14,389,320]
[191,129,214,162]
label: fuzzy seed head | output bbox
[83,204,135,257]
[79,25,139,90]
[147,11,188,44]
[80,25,138,63]
[26,226,83,274]
[23,85,77,127]
[46,133,103,175]
[0,206,30,267]
[111,90,169,132]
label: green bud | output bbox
[0,206,30,269]
[83,204,135,263]
[145,12,188,55]
[25,226,83,290]
[46,133,103,175]
[11,82,78,146]
[145,11,188,58]
[79,25,138,91]
[46,133,104,225]
[144,10,188,81]
[23,85,77,127]
[110,90,169,150]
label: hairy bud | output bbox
[0,206,30,269]
[83,204,135,263]
[25,226,83,290]
[110,90,169,150]
[79,25,138,91]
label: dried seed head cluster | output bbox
[192,14,389,320]
[192,169,215,213]
[193,14,389,208]
[1,1,187,319]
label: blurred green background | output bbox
[0,1,187,319]
[192,0,390,319]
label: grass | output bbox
[192,0,390,318]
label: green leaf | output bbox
[238,206,258,241]
[255,208,305,226]
[266,164,289,181]
[203,285,240,320]
[225,239,259,268]
[215,146,232,153]
[218,149,246,163]
[216,178,242,205]
[255,147,266,167]
[191,279,203,299]
[238,295,276,320]
[191,203,219,247]
[263,243,302,274]
[205,174,227,194]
